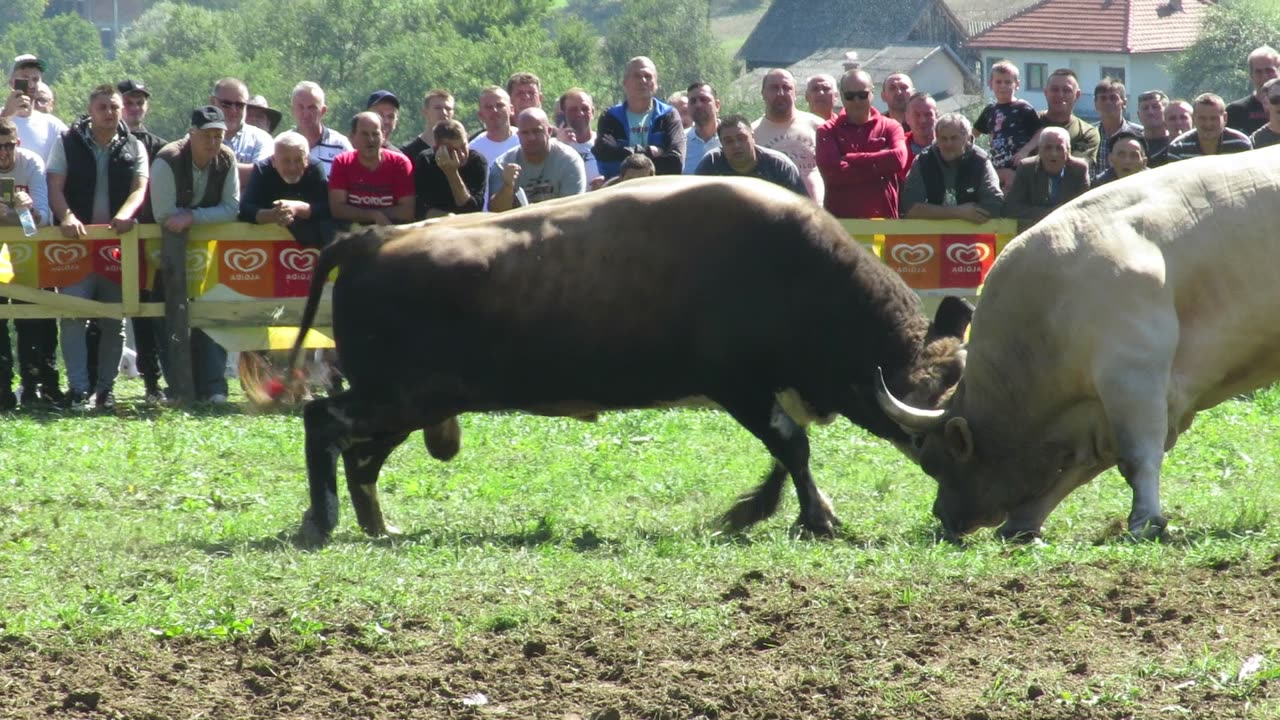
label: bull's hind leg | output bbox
[344,431,412,538]
[717,394,839,536]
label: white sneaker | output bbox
[208,394,228,405]
[119,346,141,379]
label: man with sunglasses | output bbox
[210,77,274,187]
[816,69,907,219]
[1248,78,1280,149]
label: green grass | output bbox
[1,379,1277,717]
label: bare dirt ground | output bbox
[3,559,1277,719]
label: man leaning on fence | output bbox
[150,105,240,405]
[0,116,53,410]
[47,84,149,411]
[239,131,333,247]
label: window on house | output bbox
[1101,66,1126,84]
[1026,63,1047,91]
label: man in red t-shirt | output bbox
[328,111,414,226]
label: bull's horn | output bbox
[875,367,946,432]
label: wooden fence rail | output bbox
[0,218,1019,401]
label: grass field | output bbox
[1,377,1277,718]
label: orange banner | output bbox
[38,240,93,288]
[217,241,275,297]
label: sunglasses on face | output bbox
[843,90,871,101]
[0,142,15,150]
[217,99,247,109]
[1269,95,1280,105]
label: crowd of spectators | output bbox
[2,45,1279,411]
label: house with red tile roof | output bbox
[966,0,1214,117]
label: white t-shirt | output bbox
[470,131,519,166]
[0,147,51,224]
[285,125,352,180]
[225,124,274,164]
[752,112,825,205]
[562,137,601,181]
[14,110,68,163]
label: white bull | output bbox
[878,145,1280,539]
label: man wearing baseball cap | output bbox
[2,54,66,161]
[117,78,168,402]
[150,106,241,405]
[366,90,400,148]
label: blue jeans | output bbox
[190,329,228,400]
[58,273,123,394]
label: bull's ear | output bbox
[944,417,974,463]
[932,296,974,340]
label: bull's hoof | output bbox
[1126,515,1168,541]
[793,512,841,539]
[995,525,1043,544]
[298,508,333,548]
[361,522,401,539]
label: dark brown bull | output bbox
[279,176,969,546]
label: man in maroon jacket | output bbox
[816,69,907,218]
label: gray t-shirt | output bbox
[1250,125,1280,149]
[489,141,587,205]
[47,131,148,223]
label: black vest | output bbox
[918,146,988,207]
[154,136,235,211]
[60,119,139,222]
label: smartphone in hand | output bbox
[0,177,14,205]
[12,79,29,95]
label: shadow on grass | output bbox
[5,401,301,425]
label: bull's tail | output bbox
[259,228,387,404]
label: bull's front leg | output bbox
[1097,367,1172,540]
[342,432,411,538]
[300,398,352,547]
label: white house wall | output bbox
[976,49,1179,116]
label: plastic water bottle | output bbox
[17,208,36,237]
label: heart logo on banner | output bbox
[945,243,991,265]
[8,244,31,265]
[98,246,122,264]
[224,248,268,274]
[890,243,934,266]
[279,248,319,273]
[44,243,88,266]
[185,250,208,273]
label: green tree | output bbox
[1167,0,1280,99]
[601,0,735,100]
[0,0,45,27]
[0,11,104,85]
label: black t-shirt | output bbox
[1226,95,1267,136]
[238,159,331,222]
[400,137,430,167]
[413,147,488,219]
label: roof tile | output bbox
[966,0,1212,53]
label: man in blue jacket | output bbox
[593,56,686,178]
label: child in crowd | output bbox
[974,61,1042,192]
